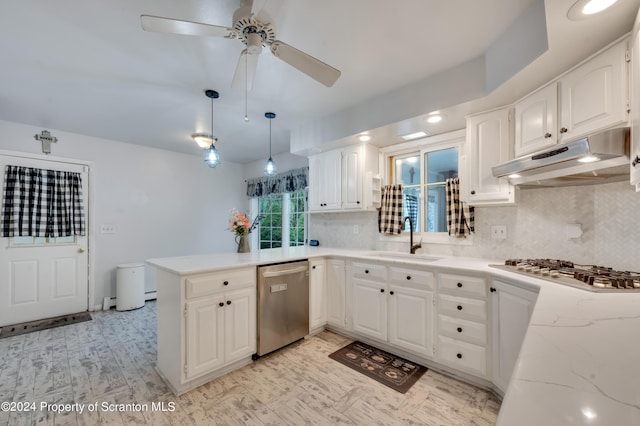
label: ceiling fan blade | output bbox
[231,49,259,91]
[269,41,341,87]
[140,15,235,38]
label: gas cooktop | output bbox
[490,259,640,293]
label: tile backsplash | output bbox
[309,181,640,271]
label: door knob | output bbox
[78,248,85,253]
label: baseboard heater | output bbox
[100,291,157,311]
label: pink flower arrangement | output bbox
[228,209,261,236]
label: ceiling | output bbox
[0,0,638,164]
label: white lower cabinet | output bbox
[326,259,348,329]
[435,273,489,378]
[156,266,256,395]
[351,261,388,341]
[309,259,327,331]
[491,280,538,393]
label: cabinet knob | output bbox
[457,305,463,311]
[390,291,394,295]
[632,156,640,167]
[457,327,463,333]
[560,127,568,133]
[223,281,229,286]
[365,269,369,274]
[380,288,385,293]
[312,265,316,269]
[456,353,463,359]
[219,302,224,307]
[357,201,360,204]
[226,300,232,305]
[406,276,411,280]
[457,282,462,288]
[544,132,552,138]
[490,287,496,293]
[470,190,476,195]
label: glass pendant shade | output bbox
[264,157,276,175]
[205,143,220,168]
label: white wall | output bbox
[0,120,246,309]
[242,151,308,182]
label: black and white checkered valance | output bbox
[246,167,309,198]
[1,165,86,238]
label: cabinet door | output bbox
[631,27,640,187]
[466,107,515,205]
[309,260,327,330]
[559,40,628,142]
[515,82,558,157]
[185,295,225,380]
[491,281,538,393]
[388,284,433,357]
[326,259,347,328]
[224,287,256,363]
[351,278,387,341]
[308,154,324,211]
[342,146,362,209]
[324,150,343,209]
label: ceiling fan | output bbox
[140,0,341,90]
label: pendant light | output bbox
[204,89,220,168]
[264,112,277,175]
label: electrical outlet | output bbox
[491,225,507,240]
[101,224,116,234]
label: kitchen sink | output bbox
[362,251,441,263]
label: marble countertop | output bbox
[147,247,640,425]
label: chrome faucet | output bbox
[403,216,422,254]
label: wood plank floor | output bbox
[0,301,500,425]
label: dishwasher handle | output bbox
[262,265,308,278]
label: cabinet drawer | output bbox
[438,314,487,346]
[389,267,434,290]
[351,262,387,282]
[437,336,487,377]
[438,294,487,322]
[185,268,255,299]
[438,273,486,300]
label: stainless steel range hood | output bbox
[492,128,630,188]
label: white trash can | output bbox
[116,263,145,311]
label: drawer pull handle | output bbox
[226,300,232,305]
[219,302,224,307]
[390,291,394,295]
[456,353,463,359]
[406,276,411,280]
[457,305,463,311]
[223,281,229,286]
[560,127,568,134]
[457,282,462,288]
[457,327,462,333]
[380,289,385,293]
[544,132,552,139]
[312,265,316,269]
[490,287,496,293]
[365,269,369,274]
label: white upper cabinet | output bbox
[515,38,630,159]
[466,107,516,205]
[631,20,640,189]
[558,39,629,142]
[309,144,380,212]
[515,83,558,157]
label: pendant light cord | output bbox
[244,53,249,122]
[269,118,272,157]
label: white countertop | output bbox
[147,247,640,425]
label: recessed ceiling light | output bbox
[400,131,428,141]
[508,173,521,179]
[426,115,443,124]
[568,0,618,20]
[358,134,371,142]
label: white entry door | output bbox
[0,154,89,327]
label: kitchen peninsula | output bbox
[147,246,640,426]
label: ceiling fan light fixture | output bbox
[192,133,214,148]
[568,0,618,20]
[264,112,277,175]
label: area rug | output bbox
[329,341,427,393]
[0,312,92,339]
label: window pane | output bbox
[395,155,420,186]
[259,194,283,249]
[425,147,458,233]
[395,155,421,232]
[426,147,458,184]
[402,187,420,232]
[289,190,306,247]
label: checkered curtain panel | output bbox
[445,178,474,238]
[405,194,418,228]
[378,184,404,235]
[1,165,86,237]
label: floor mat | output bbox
[0,312,92,339]
[328,340,427,393]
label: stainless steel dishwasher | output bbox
[256,260,309,357]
